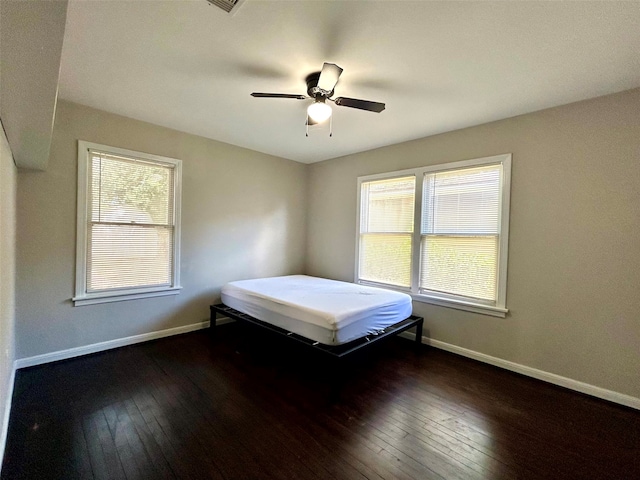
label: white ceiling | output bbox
[58,1,640,164]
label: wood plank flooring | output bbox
[2,323,639,479]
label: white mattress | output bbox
[220,275,413,345]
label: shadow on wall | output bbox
[67,292,219,356]
[252,204,292,278]
[207,202,302,284]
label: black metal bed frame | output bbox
[209,303,424,359]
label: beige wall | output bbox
[306,88,640,399]
[0,121,17,453]
[16,100,307,358]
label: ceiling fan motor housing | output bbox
[306,72,333,100]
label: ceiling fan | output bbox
[251,63,385,134]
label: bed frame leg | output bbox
[415,318,423,350]
[209,305,217,336]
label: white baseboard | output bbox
[14,317,237,369]
[400,332,640,410]
[1,361,17,469]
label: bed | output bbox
[210,275,423,359]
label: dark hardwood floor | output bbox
[2,323,639,479]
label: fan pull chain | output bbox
[329,115,333,137]
[305,118,309,137]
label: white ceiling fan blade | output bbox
[317,63,343,93]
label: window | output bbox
[356,154,511,317]
[74,141,182,306]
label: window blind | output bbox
[359,176,415,287]
[420,164,502,301]
[87,151,175,292]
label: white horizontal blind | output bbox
[87,151,175,292]
[359,176,415,287]
[420,164,502,302]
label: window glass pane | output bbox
[359,176,415,288]
[90,152,173,225]
[361,176,415,233]
[423,165,501,235]
[360,234,412,287]
[420,235,498,301]
[87,224,172,291]
[420,163,503,302]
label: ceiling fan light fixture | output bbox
[307,100,332,123]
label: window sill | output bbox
[73,286,182,306]
[411,293,508,318]
[356,280,507,317]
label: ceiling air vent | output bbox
[206,0,246,15]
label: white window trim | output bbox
[355,153,511,318]
[73,141,182,306]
